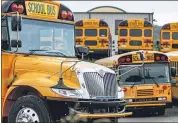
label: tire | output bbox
[157,107,166,116]
[8,95,52,123]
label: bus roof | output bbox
[161,22,178,30]
[95,50,166,67]
[165,51,178,56]
[165,51,178,61]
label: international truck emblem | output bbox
[98,69,105,78]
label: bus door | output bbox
[83,20,100,52]
[128,20,144,50]
[129,27,143,50]
[84,28,99,51]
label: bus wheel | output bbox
[8,95,52,123]
[157,107,166,115]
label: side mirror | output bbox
[11,15,22,31]
[75,45,89,59]
[171,79,177,84]
[171,67,176,77]
[11,40,22,48]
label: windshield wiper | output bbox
[46,51,67,57]
[29,49,48,54]
[145,76,159,87]
[24,49,48,56]
[131,82,136,88]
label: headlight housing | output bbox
[52,88,83,98]
[118,87,124,99]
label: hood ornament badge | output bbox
[98,69,105,78]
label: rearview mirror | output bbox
[75,45,89,55]
[11,40,22,48]
[171,67,176,77]
[75,45,89,59]
[171,79,177,84]
[11,15,22,31]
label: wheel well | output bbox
[3,86,42,117]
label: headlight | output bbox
[52,88,83,98]
[125,99,133,103]
[118,87,124,99]
[158,97,167,101]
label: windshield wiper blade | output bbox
[24,49,48,56]
[131,82,136,88]
[29,49,48,54]
[145,76,159,87]
[151,77,159,87]
[46,51,67,57]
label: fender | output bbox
[2,72,80,117]
[13,72,80,89]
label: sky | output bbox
[60,1,178,26]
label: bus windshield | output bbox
[7,17,75,57]
[118,63,170,85]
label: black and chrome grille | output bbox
[83,72,117,98]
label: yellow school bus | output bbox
[160,22,178,52]
[75,19,112,59]
[118,19,154,54]
[95,51,177,115]
[1,0,132,122]
[166,51,178,105]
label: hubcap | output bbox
[16,107,39,123]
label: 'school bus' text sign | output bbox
[170,23,178,31]
[83,20,99,28]
[132,53,154,63]
[128,20,144,28]
[25,1,59,19]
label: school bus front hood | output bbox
[13,55,115,89]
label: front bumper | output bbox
[47,97,132,119]
[77,112,132,119]
[125,101,166,111]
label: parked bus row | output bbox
[75,19,178,60]
[1,0,178,123]
[1,0,132,123]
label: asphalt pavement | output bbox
[118,106,178,122]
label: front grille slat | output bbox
[83,72,117,98]
[137,89,154,96]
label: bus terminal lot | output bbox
[118,106,178,122]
